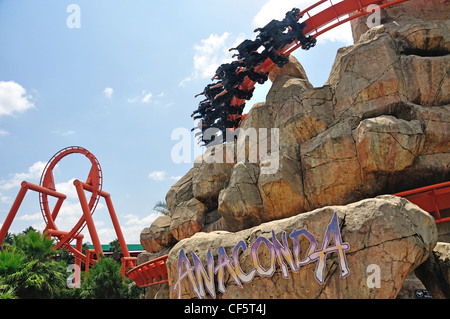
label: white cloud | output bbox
[103,87,114,99]
[71,212,160,244]
[253,0,353,45]
[0,193,11,204]
[121,212,160,243]
[0,81,35,117]
[316,21,353,45]
[128,90,152,104]
[53,129,75,137]
[0,161,47,190]
[148,171,181,182]
[124,213,160,227]
[180,32,246,86]
[62,130,75,136]
[54,178,78,199]
[148,171,167,181]
[253,0,309,27]
[18,213,41,221]
[181,1,353,88]
[0,129,9,136]
[95,227,117,244]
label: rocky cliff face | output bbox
[140,0,450,299]
[161,14,449,238]
[168,196,437,299]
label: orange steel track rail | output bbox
[126,255,169,288]
[395,182,450,225]
[230,0,412,114]
[0,146,137,287]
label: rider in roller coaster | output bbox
[192,7,315,146]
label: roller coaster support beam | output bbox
[74,180,103,258]
[0,181,66,245]
[75,180,137,276]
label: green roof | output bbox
[75,244,143,251]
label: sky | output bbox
[0,0,354,245]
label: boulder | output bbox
[268,54,309,83]
[170,198,207,241]
[167,196,437,299]
[140,227,162,253]
[163,17,449,234]
[165,167,196,214]
[192,158,234,210]
[300,117,363,208]
[353,115,425,173]
[140,216,176,254]
[350,0,450,43]
[415,242,450,298]
[218,163,264,232]
[142,5,450,298]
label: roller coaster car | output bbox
[233,87,256,100]
[241,51,268,70]
[230,39,263,57]
[246,69,269,85]
[268,51,290,68]
[301,36,317,50]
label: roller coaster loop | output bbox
[0,146,137,286]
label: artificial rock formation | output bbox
[415,242,450,298]
[167,196,438,299]
[159,16,449,236]
[138,0,449,299]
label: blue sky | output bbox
[0,0,353,244]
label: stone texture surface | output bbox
[161,18,449,240]
[167,196,437,299]
[415,242,450,298]
[140,216,175,253]
[170,198,207,242]
[350,0,450,43]
[137,1,449,299]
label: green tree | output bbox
[13,230,56,262]
[109,239,122,262]
[153,200,170,216]
[2,232,14,245]
[0,248,25,299]
[21,226,38,236]
[0,278,17,299]
[80,256,128,299]
[0,247,25,275]
[4,230,67,299]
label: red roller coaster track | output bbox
[0,0,447,291]
[228,0,412,124]
[0,146,137,286]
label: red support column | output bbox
[104,195,130,258]
[0,183,28,244]
[74,236,82,288]
[78,180,136,273]
[85,249,95,279]
[74,180,103,257]
[50,197,65,227]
